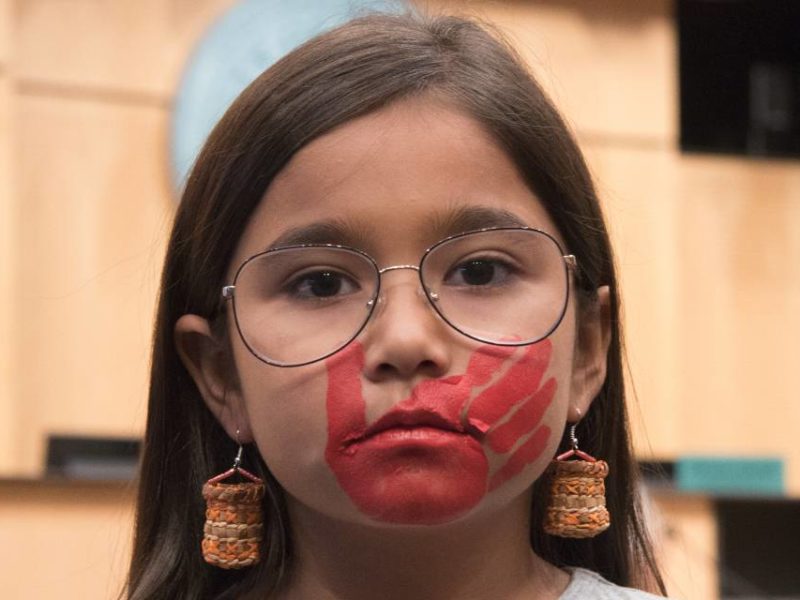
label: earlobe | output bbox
[569,286,612,422]
[174,314,253,443]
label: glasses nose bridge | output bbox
[377,263,420,276]
[373,263,432,306]
[367,262,443,342]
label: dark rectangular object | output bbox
[46,435,140,480]
[678,0,800,158]
[716,498,800,598]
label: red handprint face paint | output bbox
[325,340,556,525]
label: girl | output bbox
[127,12,667,600]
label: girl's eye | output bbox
[444,258,513,287]
[288,270,359,299]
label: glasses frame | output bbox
[221,226,578,368]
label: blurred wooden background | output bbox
[1,1,798,598]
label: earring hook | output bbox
[207,428,260,485]
[233,428,243,470]
[569,423,579,452]
[555,419,598,463]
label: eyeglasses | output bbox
[221,227,577,367]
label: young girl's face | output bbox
[184,97,609,528]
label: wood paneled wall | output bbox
[1,0,236,474]
[1,0,15,471]
[424,0,676,142]
[0,481,135,599]
[423,0,800,491]
[13,95,168,468]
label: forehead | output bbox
[233,97,560,265]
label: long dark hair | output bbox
[126,12,665,599]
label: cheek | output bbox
[481,332,577,496]
[465,341,561,493]
[484,384,569,496]
[236,359,337,498]
[230,332,328,454]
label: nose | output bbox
[360,267,453,382]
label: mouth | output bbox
[341,406,488,451]
[365,408,464,438]
[336,372,492,452]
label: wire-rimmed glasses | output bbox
[221,227,577,367]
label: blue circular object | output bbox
[170,0,404,194]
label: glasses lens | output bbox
[420,229,569,344]
[231,247,378,366]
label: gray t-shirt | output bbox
[560,568,665,599]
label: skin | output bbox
[176,97,611,599]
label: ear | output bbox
[174,314,254,443]
[568,286,612,423]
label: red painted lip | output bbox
[365,426,466,446]
[368,408,463,436]
[344,408,467,448]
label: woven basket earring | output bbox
[201,437,265,568]
[544,422,610,538]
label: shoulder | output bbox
[559,567,666,600]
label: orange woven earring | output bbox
[201,433,265,569]
[544,422,610,538]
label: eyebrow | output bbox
[428,205,530,238]
[266,219,370,250]
[266,205,530,251]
